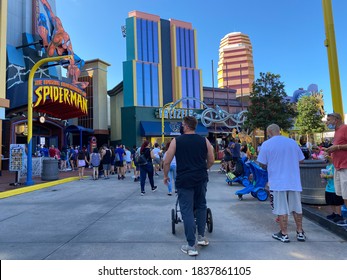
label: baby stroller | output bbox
[226,156,251,186]
[235,161,269,201]
[171,196,213,235]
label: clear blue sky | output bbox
[57,0,347,114]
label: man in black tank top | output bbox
[163,116,214,256]
[101,145,111,179]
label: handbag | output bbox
[135,151,147,165]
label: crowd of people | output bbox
[34,143,137,181]
[218,113,347,245]
[28,112,347,256]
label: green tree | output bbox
[243,72,296,138]
[295,93,325,140]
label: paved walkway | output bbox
[0,164,346,260]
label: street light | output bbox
[322,0,344,121]
[161,102,173,144]
[26,55,72,186]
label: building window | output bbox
[136,18,159,63]
[176,27,195,68]
[78,76,93,129]
[136,62,159,106]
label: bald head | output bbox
[267,124,280,138]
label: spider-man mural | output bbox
[38,0,88,89]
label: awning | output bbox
[64,125,94,149]
[140,121,208,137]
[33,79,88,120]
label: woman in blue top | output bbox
[321,155,344,223]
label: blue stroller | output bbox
[226,156,251,186]
[235,161,269,201]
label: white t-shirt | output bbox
[257,135,305,191]
[152,147,161,159]
[125,150,131,162]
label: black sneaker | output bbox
[272,231,290,243]
[333,214,344,223]
[296,231,306,242]
[326,213,337,220]
[152,186,158,192]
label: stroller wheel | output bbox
[251,191,257,198]
[171,209,176,234]
[238,194,243,200]
[256,189,269,201]
[206,208,213,233]
[227,181,232,186]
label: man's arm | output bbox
[256,147,267,170]
[163,139,176,185]
[206,138,215,169]
[257,162,267,170]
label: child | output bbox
[320,155,344,223]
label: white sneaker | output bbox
[197,235,209,246]
[181,245,198,256]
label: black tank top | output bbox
[103,149,111,164]
[175,134,208,188]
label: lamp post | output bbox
[322,0,344,120]
[26,55,72,186]
[161,102,173,144]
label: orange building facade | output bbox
[217,32,254,102]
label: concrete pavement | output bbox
[0,164,346,260]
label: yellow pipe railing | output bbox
[26,55,72,185]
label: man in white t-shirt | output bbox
[257,124,306,243]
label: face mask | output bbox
[327,124,336,130]
[180,124,184,135]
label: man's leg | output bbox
[272,191,290,242]
[194,181,207,237]
[278,214,289,235]
[292,212,303,233]
[288,191,306,241]
[178,188,195,246]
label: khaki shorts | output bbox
[272,191,302,215]
[334,169,347,199]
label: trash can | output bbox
[300,159,327,204]
[41,158,59,181]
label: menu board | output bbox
[9,144,26,172]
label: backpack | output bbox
[135,149,147,165]
[91,153,100,167]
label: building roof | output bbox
[107,81,123,97]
